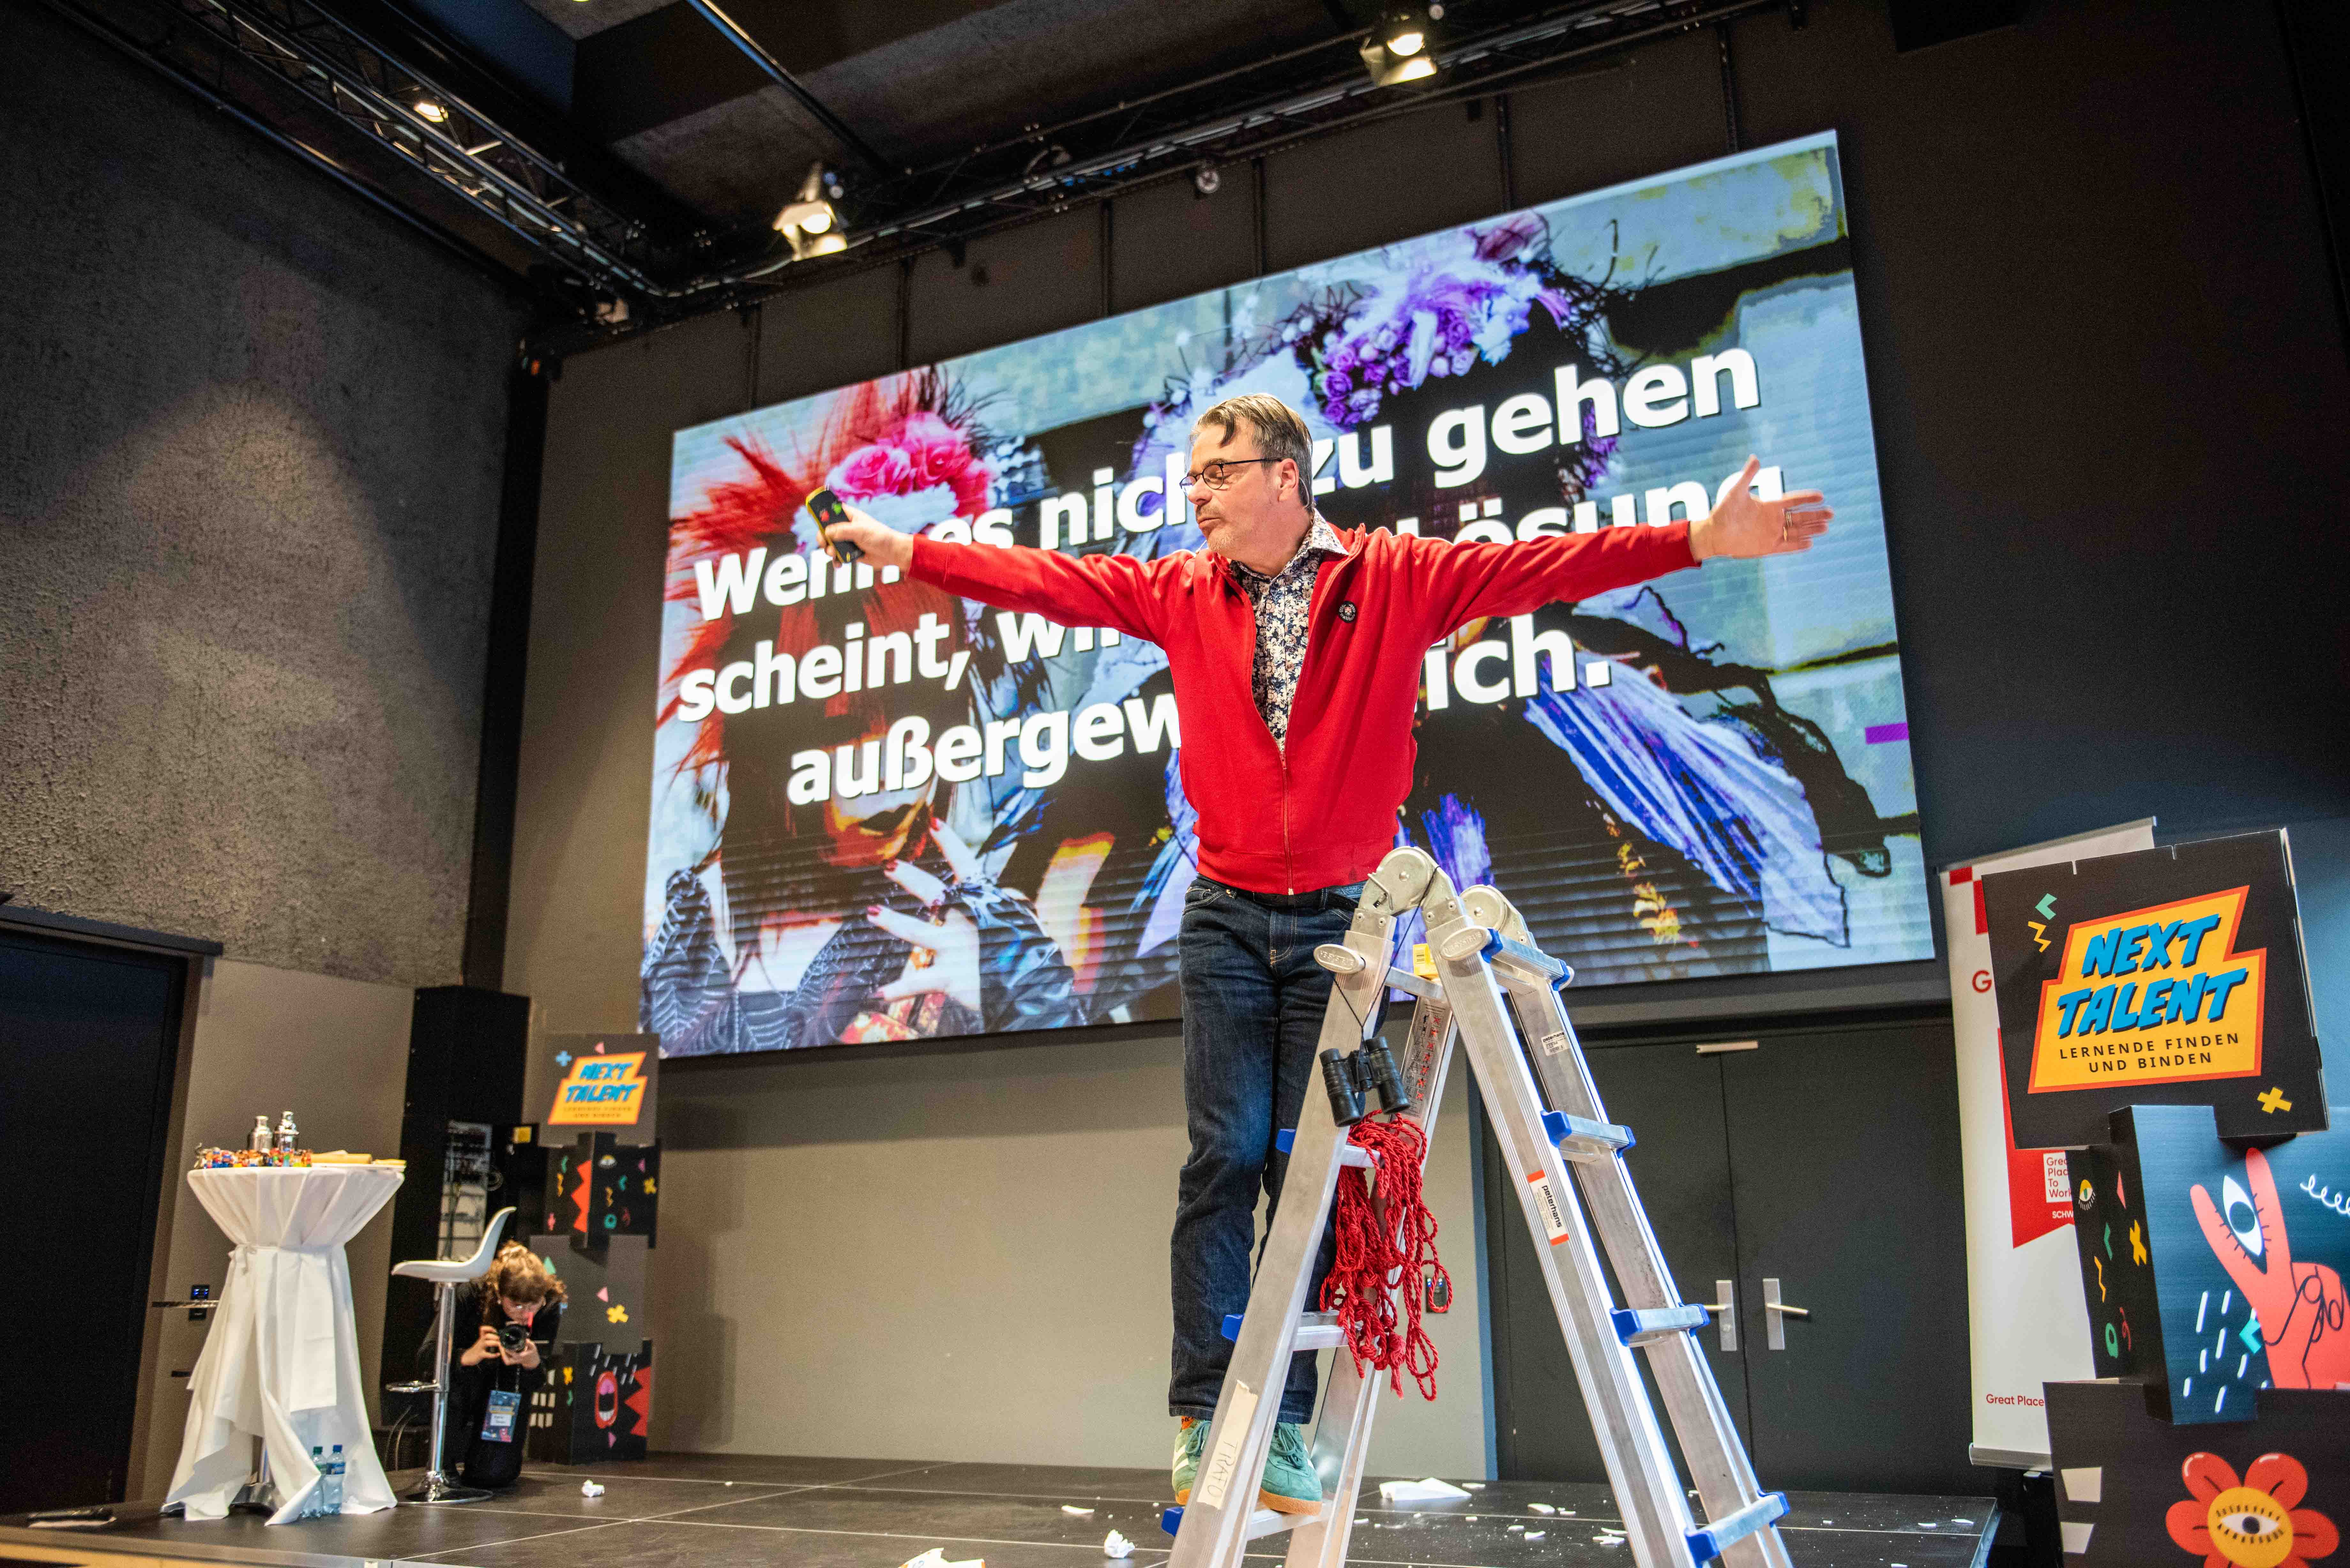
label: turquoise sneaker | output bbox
[1172,1417,1210,1503]
[1260,1421,1323,1515]
[1171,1418,1323,1515]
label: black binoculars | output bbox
[1320,1039,1414,1126]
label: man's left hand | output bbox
[1690,456,1833,560]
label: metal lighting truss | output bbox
[844,0,1793,255]
[49,0,1794,325]
[51,0,680,300]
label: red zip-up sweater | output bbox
[908,521,1700,895]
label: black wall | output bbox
[0,1,527,986]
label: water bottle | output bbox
[307,1447,326,1519]
[276,1111,299,1155]
[325,1445,345,1514]
[249,1115,272,1153]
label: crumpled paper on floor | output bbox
[1103,1528,1133,1558]
[1377,1477,1472,1503]
[899,1550,984,1568]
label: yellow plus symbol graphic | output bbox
[2257,1086,2293,1115]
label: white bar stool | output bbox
[383,1206,515,1504]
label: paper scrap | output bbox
[1528,1502,1557,1513]
[1061,1505,1094,1516]
[580,1481,604,1497]
[1377,1477,1472,1503]
[898,1552,985,1568]
[1102,1528,1133,1559]
[1525,1530,1546,1541]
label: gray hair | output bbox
[1195,393,1313,500]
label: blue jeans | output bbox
[1169,874,1364,1423]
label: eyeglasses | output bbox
[1180,456,1283,490]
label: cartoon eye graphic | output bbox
[2216,1509,2283,1541]
[2221,1174,2263,1258]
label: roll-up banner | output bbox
[1944,819,2155,1469]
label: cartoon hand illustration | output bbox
[2191,1148,2350,1390]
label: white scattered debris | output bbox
[1918,1521,1939,1528]
[1595,1535,1625,1550]
[1061,1505,1094,1516]
[1355,1517,1369,1526]
[1525,1530,1546,1541]
[898,1551,985,1568]
[580,1481,604,1498]
[1508,1524,1524,1532]
[1463,1483,1485,1491]
[1953,1518,1975,1526]
[1378,1477,1472,1504]
[1528,1502,1558,1514]
[1102,1528,1133,1559]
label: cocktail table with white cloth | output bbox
[164,1163,404,1523]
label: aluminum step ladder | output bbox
[1160,847,1792,1568]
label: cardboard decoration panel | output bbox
[1983,830,2326,1148]
[525,1340,654,1464]
[2068,1105,2349,1424]
[529,1032,660,1134]
[2047,1379,2346,1568]
[526,1232,649,1346]
[546,1131,660,1249]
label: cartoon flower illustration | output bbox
[2167,1451,2339,1568]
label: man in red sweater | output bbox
[829,393,1829,1511]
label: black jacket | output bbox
[418,1290,564,1444]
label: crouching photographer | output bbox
[417,1242,566,1489]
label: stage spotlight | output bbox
[413,99,449,123]
[772,160,845,260]
[1194,165,1222,197]
[1360,9,1440,88]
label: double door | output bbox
[1479,1012,1977,1496]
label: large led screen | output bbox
[646,130,1928,1056]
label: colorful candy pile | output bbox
[194,1146,314,1169]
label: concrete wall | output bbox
[511,0,2350,1477]
[134,960,414,1501]
[0,1,524,988]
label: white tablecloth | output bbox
[164,1164,405,1523]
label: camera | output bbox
[496,1321,531,1354]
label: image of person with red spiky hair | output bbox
[646,371,1139,1053]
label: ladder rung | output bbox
[1161,1503,1318,1542]
[1221,1311,1342,1350]
[1687,1491,1789,1561]
[1541,1109,1635,1159]
[1273,1128,1372,1166]
[1611,1304,1711,1345]
[1384,965,1440,1000]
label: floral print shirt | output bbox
[1226,516,1348,746]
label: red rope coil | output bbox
[1319,1113,1449,1399]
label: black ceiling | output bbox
[37,0,1789,331]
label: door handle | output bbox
[1700,1279,1737,1352]
[1762,1277,1808,1350]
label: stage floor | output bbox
[1,1453,1997,1567]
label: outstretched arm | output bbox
[825,505,1165,643]
[1419,455,1834,634]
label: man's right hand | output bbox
[824,505,915,573]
